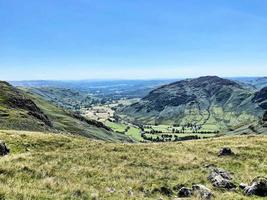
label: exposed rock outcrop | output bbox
[177,184,212,199]
[208,168,236,189]
[241,177,267,197]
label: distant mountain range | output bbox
[10,77,267,97]
[122,76,267,133]
[231,77,267,89]
[10,79,176,99]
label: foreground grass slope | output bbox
[0,130,266,199]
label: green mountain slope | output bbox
[26,87,98,111]
[0,81,52,131]
[122,76,267,132]
[24,90,132,142]
[252,86,267,109]
[0,81,132,142]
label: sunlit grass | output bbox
[104,121,128,133]
[0,130,266,199]
[126,127,143,141]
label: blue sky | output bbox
[0,0,267,80]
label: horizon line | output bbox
[6,75,266,82]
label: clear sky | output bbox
[0,0,267,80]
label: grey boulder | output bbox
[218,147,234,156]
[208,168,236,189]
[177,187,192,197]
[192,184,212,200]
[0,141,9,156]
[242,177,267,197]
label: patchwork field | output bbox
[0,130,266,200]
[82,106,115,122]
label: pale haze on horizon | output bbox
[0,0,267,81]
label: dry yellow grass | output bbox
[0,130,266,200]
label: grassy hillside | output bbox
[24,90,133,142]
[0,81,132,142]
[0,130,266,199]
[26,87,98,111]
[122,76,266,133]
[0,81,52,131]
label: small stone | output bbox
[106,187,116,193]
[192,184,212,200]
[0,141,9,156]
[218,147,234,156]
[128,188,133,196]
[177,187,192,197]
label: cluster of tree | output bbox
[171,128,219,134]
[143,125,153,129]
[114,125,131,135]
[172,128,182,133]
[141,133,200,142]
[161,134,173,141]
[174,135,200,141]
[130,121,146,131]
[71,112,112,131]
[125,126,130,132]
[144,129,163,134]
[141,135,169,142]
[173,123,199,128]
[171,123,221,134]
[194,130,219,134]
